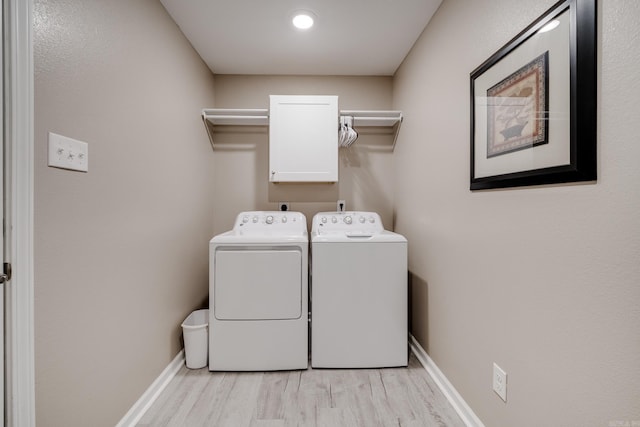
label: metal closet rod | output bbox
[339,111,403,128]
[202,108,269,125]
[202,109,402,125]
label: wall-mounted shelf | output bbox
[202,108,403,150]
[202,109,268,149]
[339,110,403,149]
[340,110,402,127]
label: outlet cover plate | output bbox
[48,132,88,172]
[493,362,507,402]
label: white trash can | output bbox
[181,309,209,369]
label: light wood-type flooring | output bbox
[137,352,465,427]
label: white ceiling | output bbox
[159,0,442,76]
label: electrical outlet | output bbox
[278,202,290,211]
[48,132,89,172]
[493,363,507,402]
[337,200,346,212]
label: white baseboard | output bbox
[116,350,185,427]
[409,335,485,427]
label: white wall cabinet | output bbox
[269,95,338,182]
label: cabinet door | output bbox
[269,95,338,182]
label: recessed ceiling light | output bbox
[292,11,315,30]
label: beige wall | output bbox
[32,0,640,425]
[393,0,640,425]
[34,0,215,425]
[212,75,395,232]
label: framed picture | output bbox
[470,0,596,190]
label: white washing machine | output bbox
[209,211,308,371]
[311,211,408,368]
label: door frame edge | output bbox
[4,0,35,425]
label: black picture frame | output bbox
[470,0,596,190]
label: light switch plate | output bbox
[48,132,88,172]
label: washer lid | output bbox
[312,229,407,243]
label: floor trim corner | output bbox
[409,335,485,427]
[116,350,185,427]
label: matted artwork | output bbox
[487,51,548,158]
[470,0,597,190]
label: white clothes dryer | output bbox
[209,211,308,371]
[311,211,407,368]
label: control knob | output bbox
[266,215,274,224]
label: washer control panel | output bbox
[234,211,306,234]
[312,211,383,235]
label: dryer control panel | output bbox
[312,211,384,235]
[234,211,307,235]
